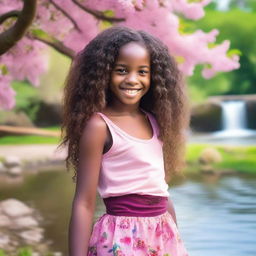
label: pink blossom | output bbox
[0,0,240,109]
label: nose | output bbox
[125,72,139,85]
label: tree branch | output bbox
[71,0,125,22]
[29,34,75,59]
[0,0,37,55]
[0,10,20,25]
[49,0,82,32]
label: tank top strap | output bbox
[96,111,158,142]
[141,110,160,137]
[96,112,117,137]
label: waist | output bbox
[103,194,168,217]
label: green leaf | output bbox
[103,9,115,18]
[208,42,218,48]
[99,20,113,30]
[179,18,197,35]
[204,63,212,69]
[227,49,242,57]
[188,0,203,3]
[175,56,185,64]
[0,64,9,75]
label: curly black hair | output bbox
[60,26,190,182]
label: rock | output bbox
[0,111,34,128]
[0,214,11,227]
[0,233,10,247]
[34,102,62,127]
[32,253,41,256]
[190,102,222,132]
[1,199,33,217]
[246,100,256,129]
[8,166,23,176]
[53,252,62,256]
[0,162,7,173]
[13,216,39,229]
[19,228,44,243]
[4,156,22,168]
[199,147,222,164]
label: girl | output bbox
[61,26,190,256]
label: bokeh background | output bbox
[0,0,255,256]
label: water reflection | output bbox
[172,174,256,256]
[0,170,255,256]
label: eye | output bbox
[116,68,127,74]
[139,70,149,75]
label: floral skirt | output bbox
[87,211,189,256]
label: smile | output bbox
[120,88,142,96]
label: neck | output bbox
[106,102,141,116]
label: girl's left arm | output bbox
[167,197,178,227]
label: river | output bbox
[0,170,255,256]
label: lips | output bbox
[120,88,142,96]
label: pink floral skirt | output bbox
[87,211,189,256]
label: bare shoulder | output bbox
[80,113,108,146]
[85,113,107,132]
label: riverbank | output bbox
[186,143,256,175]
[0,143,256,176]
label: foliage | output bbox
[0,0,240,109]
[12,81,41,121]
[187,9,256,100]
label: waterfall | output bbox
[213,100,255,137]
[221,101,247,131]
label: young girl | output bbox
[61,26,190,256]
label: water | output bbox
[0,170,256,256]
[213,101,256,138]
[171,174,256,256]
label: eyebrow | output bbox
[115,64,150,68]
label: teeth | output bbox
[123,89,140,95]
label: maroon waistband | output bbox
[103,194,168,217]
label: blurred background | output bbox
[0,0,255,256]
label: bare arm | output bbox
[68,114,107,256]
[167,196,178,227]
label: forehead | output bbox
[116,42,150,64]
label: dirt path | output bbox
[0,144,67,161]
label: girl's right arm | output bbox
[68,114,107,256]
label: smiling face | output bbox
[109,42,151,109]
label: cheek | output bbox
[111,74,122,86]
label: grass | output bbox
[0,133,256,174]
[186,143,256,174]
[0,247,55,256]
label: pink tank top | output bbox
[97,110,169,198]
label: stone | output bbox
[53,252,62,256]
[1,199,33,217]
[0,214,12,227]
[0,162,7,173]
[190,102,222,132]
[199,147,222,164]
[8,166,23,176]
[13,216,39,229]
[0,233,10,247]
[32,253,40,256]
[0,111,34,128]
[34,102,62,126]
[4,156,22,168]
[19,228,44,243]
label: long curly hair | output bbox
[60,26,190,182]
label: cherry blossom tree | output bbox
[0,0,240,109]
